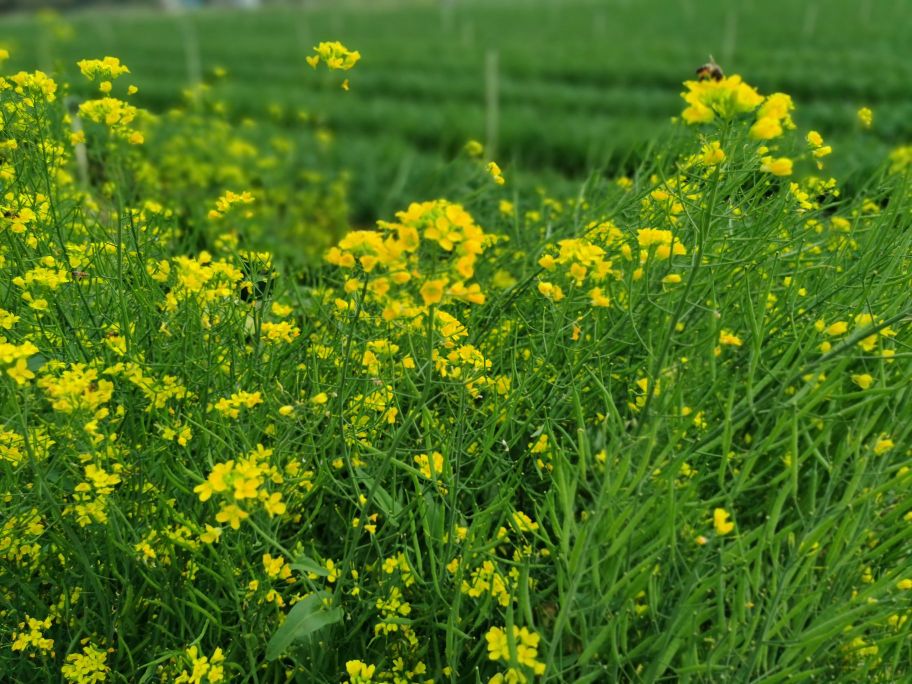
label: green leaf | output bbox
[290,555,329,576]
[266,591,343,661]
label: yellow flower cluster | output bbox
[326,199,490,319]
[713,507,735,535]
[538,234,619,305]
[487,161,506,186]
[11,615,55,656]
[194,444,287,530]
[4,70,59,103]
[77,56,130,81]
[680,74,763,123]
[307,41,362,71]
[485,625,546,683]
[681,74,807,178]
[207,189,255,219]
[750,92,794,140]
[1,340,37,384]
[164,252,245,311]
[174,645,225,683]
[38,363,114,413]
[61,643,109,684]
[78,97,143,144]
[68,463,122,526]
[307,40,360,88]
[2,44,909,684]
[636,227,687,260]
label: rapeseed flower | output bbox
[681,75,763,123]
[714,508,734,535]
[760,156,793,176]
[487,161,506,185]
[307,41,361,75]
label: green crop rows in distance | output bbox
[2,0,910,218]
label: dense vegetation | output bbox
[1,3,911,683]
[2,0,912,218]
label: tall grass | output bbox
[1,35,911,684]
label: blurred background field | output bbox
[3,0,911,221]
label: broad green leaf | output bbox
[266,591,343,661]
[290,555,329,576]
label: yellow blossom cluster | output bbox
[485,625,546,683]
[307,41,361,71]
[2,44,910,684]
[194,444,287,530]
[680,74,763,124]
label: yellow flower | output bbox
[262,492,287,517]
[589,287,610,307]
[719,330,742,347]
[637,228,686,259]
[465,140,484,157]
[714,507,734,535]
[485,625,546,675]
[825,321,848,336]
[851,373,873,390]
[200,525,222,544]
[209,190,254,219]
[758,93,794,123]
[7,358,35,385]
[232,475,260,500]
[414,451,445,480]
[420,278,447,306]
[263,553,291,580]
[194,461,234,502]
[77,56,130,81]
[873,436,894,455]
[514,626,546,673]
[346,660,376,683]
[537,281,564,302]
[61,644,109,683]
[760,156,793,177]
[700,140,725,165]
[487,161,505,186]
[308,41,361,71]
[511,511,539,533]
[857,107,873,129]
[485,626,510,662]
[680,74,763,124]
[750,116,783,140]
[215,504,248,530]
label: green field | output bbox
[2,2,912,682]
[3,0,912,218]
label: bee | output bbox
[71,270,89,281]
[696,57,724,82]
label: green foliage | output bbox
[1,6,912,684]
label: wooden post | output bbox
[67,96,89,189]
[485,50,499,160]
[178,14,203,86]
[721,8,738,67]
